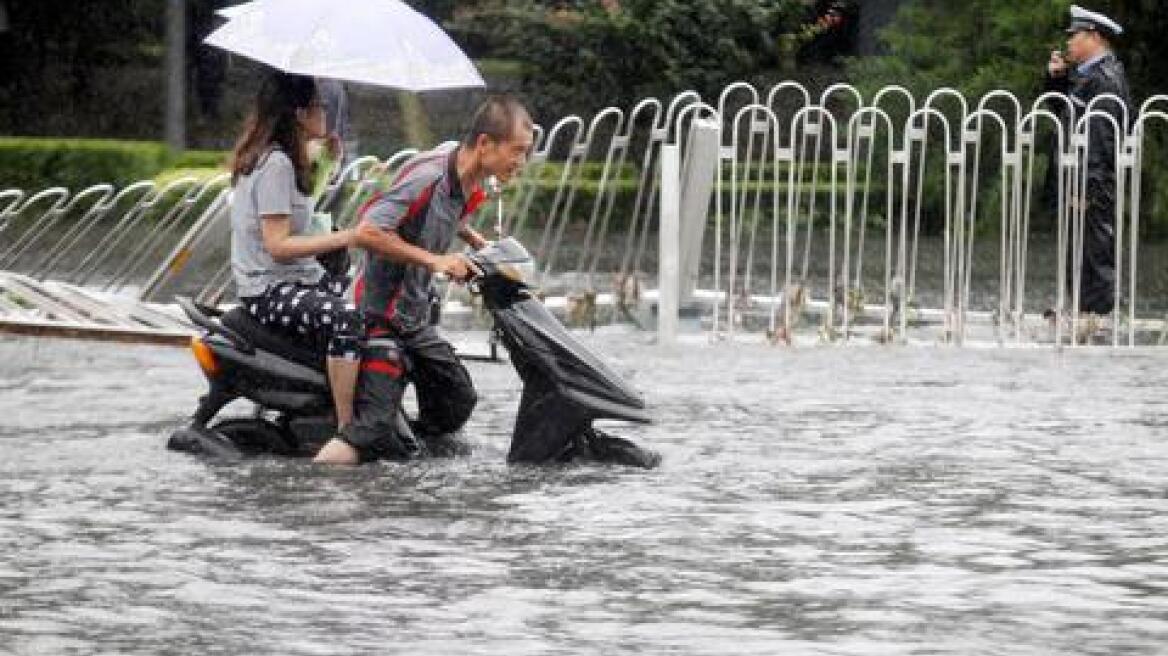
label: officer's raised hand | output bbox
[1048,50,1068,77]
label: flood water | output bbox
[1,332,1167,655]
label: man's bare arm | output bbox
[356,219,473,279]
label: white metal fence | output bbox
[3,80,1168,347]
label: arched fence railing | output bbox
[2,80,1166,347]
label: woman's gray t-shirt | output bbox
[230,149,325,297]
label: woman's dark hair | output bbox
[230,71,319,193]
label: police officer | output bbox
[1045,5,1132,316]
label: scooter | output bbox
[168,238,659,468]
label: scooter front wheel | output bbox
[580,427,661,470]
[211,418,297,457]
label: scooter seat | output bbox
[220,308,325,371]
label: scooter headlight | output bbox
[498,260,535,283]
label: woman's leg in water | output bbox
[326,356,359,427]
[246,278,363,438]
[315,273,362,465]
[312,279,362,432]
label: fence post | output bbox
[659,143,681,344]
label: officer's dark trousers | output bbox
[1071,177,1117,315]
[344,325,477,462]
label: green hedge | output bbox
[0,138,227,193]
[172,149,229,170]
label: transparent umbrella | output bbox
[214,4,250,20]
[204,0,484,92]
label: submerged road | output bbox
[1,332,1166,655]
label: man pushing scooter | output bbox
[314,96,535,464]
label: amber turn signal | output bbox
[190,336,219,377]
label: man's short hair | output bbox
[462,95,532,147]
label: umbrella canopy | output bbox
[204,0,485,92]
[215,4,250,20]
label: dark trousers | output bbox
[344,325,477,462]
[1072,178,1117,315]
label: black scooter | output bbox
[168,238,659,468]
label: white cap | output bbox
[1067,5,1123,37]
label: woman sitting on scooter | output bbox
[228,70,361,436]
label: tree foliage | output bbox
[843,0,1072,102]
[845,0,1168,103]
[449,0,807,121]
[843,0,1168,235]
[0,0,164,101]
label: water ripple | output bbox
[1,334,1167,654]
